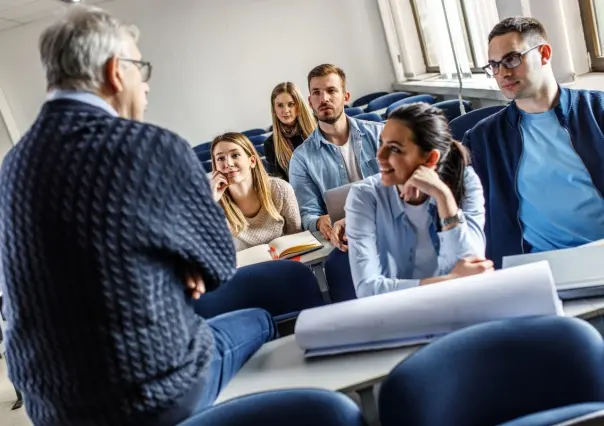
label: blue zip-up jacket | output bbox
[463,87,604,268]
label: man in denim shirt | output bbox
[289,64,382,247]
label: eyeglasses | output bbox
[119,58,152,82]
[482,44,543,77]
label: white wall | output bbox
[0,0,395,145]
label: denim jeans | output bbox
[194,307,277,411]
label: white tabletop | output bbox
[215,297,604,404]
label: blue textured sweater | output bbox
[0,99,236,425]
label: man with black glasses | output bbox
[463,17,604,268]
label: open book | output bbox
[295,261,563,358]
[236,230,323,268]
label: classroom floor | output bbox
[0,357,31,426]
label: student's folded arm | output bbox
[137,132,237,292]
[435,166,486,274]
[289,152,324,232]
[345,185,420,298]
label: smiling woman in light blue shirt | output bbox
[345,103,492,298]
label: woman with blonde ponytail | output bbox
[211,132,302,251]
[264,82,316,181]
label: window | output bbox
[410,0,498,75]
[579,0,604,71]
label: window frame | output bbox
[579,0,604,72]
[410,0,484,74]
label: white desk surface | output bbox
[216,297,604,404]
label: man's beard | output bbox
[316,107,344,125]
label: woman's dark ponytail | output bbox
[437,140,469,206]
[388,102,469,206]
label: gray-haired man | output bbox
[0,6,275,425]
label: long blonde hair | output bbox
[270,82,316,173]
[211,132,282,236]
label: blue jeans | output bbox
[194,308,277,411]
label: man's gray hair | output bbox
[39,5,139,91]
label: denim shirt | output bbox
[289,116,383,231]
[345,168,486,298]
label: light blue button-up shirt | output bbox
[46,90,118,117]
[345,168,486,298]
[289,117,383,231]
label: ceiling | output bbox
[0,0,112,32]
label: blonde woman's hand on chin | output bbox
[211,171,229,202]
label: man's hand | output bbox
[330,218,348,252]
[185,270,206,300]
[316,215,333,241]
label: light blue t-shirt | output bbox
[518,109,604,252]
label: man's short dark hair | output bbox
[488,17,548,44]
[307,64,347,91]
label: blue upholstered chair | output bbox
[365,92,412,113]
[193,260,325,323]
[352,91,389,108]
[193,143,212,163]
[353,112,384,123]
[248,134,269,145]
[324,249,356,303]
[385,94,437,118]
[379,316,604,426]
[432,99,473,122]
[344,106,365,117]
[178,389,367,426]
[500,403,604,426]
[448,104,506,141]
[241,128,267,137]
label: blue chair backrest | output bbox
[379,316,604,426]
[241,128,267,137]
[449,104,506,141]
[254,144,265,156]
[193,260,325,323]
[324,249,357,303]
[202,159,212,172]
[432,99,473,122]
[248,134,269,145]
[345,107,365,117]
[353,112,384,123]
[385,94,437,118]
[178,388,367,426]
[352,91,389,108]
[365,92,412,112]
[193,143,212,163]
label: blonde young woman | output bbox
[211,132,302,250]
[264,82,317,181]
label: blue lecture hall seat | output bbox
[353,112,384,123]
[324,249,357,303]
[364,92,412,113]
[248,134,269,145]
[379,316,604,426]
[193,260,325,323]
[448,104,506,141]
[384,94,437,118]
[178,389,367,426]
[344,106,365,117]
[241,128,267,137]
[432,99,473,122]
[352,91,390,108]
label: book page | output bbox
[236,244,273,268]
[295,261,562,356]
[269,230,322,258]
